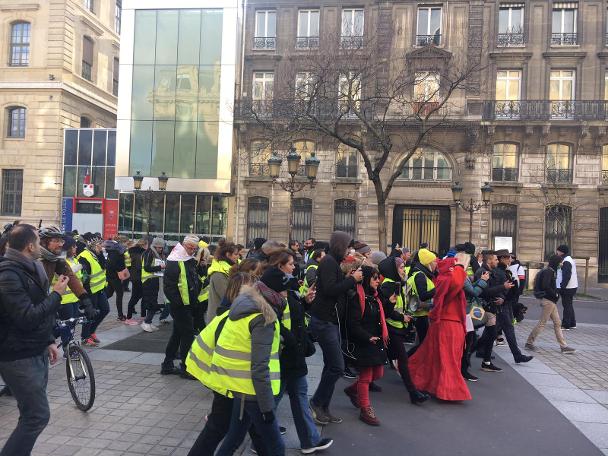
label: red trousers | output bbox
[349,365,384,408]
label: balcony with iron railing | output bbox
[416,34,441,46]
[340,35,364,49]
[602,170,608,185]
[496,33,525,47]
[492,168,519,182]
[546,168,573,184]
[551,33,578,46]
[249,163,270,177]
[253,36,276,50]
[483,100,608,121]
[296,36,319,49]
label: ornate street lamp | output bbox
[158,172,169,191]
[451,181,493,242]
[132,171,144,191]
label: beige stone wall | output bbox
[0,0,119,227]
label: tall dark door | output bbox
[392,205,451,257]
[599,208,608,283]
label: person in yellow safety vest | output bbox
[209,280,286,456]
[377,256,430,405]
[122,239,133,292]
[161,236,201,378]
[400,247,413,278]
[195,247,211,332]
[405,248,438,357]
[206,240,239,323]
[140,237,165,332]
[299,249,324,296]
[78,233,110,347]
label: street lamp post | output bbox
[268,144,320,243]
[451,181,493,242]
[132,171,169,237]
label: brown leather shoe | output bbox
[344,386,360,408]
[359,406,380,426]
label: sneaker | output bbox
[124,318,140,326]
[481,362,503,373]
[344,386,360,408]
[82,337,98,347]
[561,346,576,354]
[309,400,329,425]
[141,322,159,333]
[359,406,380,426]
[90,333,100,343]
[343,367,357,379]
[495,337,506,346]
[180,371,196,380]
[160,364,180,375]
[369,382,382,392]
[515,355,533,364]
[462,371,479,382]
[570,326,577,330]
[561,326,570,331]
[525,343,538,352]
[323,408,342,424]
[279,426,287,435]
[301,438,334,454]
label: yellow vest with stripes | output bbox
[299,264,318,296]
[282,300,291,331]
[50,258,81,304]
[207,259,231,277]
[141,252,159,283]
[406,270,435,317]
[198,274,209,302]
[124,251,131,268]
[382,277,408,329]
[186,312,230,394]
[77,249,106,294]
[176,261,191,306]
[206,313,281,397]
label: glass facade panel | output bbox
[165,194,180,233]
[131,65,155,120]
[151,121,175,176]
[178,10,201,65]
[106,167,117,199]
[133,11,157,65]
[200,11,223,65]
[196,195,211,234]
[211,196,227,235]
[130,121,152,175]
[174,121,197,178]
[78,130,92,165]
[154,66,176,120]
[93,130,107,166]
[63,167,77,197]
[119,193,133,232]
[181,194,196,233]
[76,166,91,197]
[107,131,116,166]
[64,130,78,165]
[196,122,219,179]
[156,10,179,65]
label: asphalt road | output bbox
[520,295,608,325]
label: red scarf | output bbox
[356,284,389,346]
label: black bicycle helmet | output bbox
[39,225,65,240]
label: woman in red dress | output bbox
[408,256,472,401]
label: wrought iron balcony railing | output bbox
[483,100,608,121]
[340,35,364,49]
[551,33,578,46]
[496,33,525,47]
[253,36,276,50]
[492,168,519,182]
[416,34,441,46]
[602,170,608,185]
[546,169,573,184]
[249,163,270,177]
[296,36,319,49]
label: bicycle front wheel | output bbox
[66,344,96,411]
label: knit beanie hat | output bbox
[260,266,290,293]
[370,251,387,265]
[418,248,437,266]
[151,237,165,248]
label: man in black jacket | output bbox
[309,231,362,425]
[0,224,69,456]
[161,236,201,377]
[526,255,576,354]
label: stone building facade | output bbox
[234,0,608,285]
[0,0,120,228]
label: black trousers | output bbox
[142,279,160,324]
[407,316,429,357]
[560,288,577,328]
[163,303,196,368]
[388,333,416,392]
[495,304,522,360]
[106,276,124,318]
[127,280,143,319]
[477,324,497,363]
[461,331,476,374]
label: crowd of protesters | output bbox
[0,219,580,456]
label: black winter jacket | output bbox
[0,256,62,361]
[279,291,310,379]
[534,267,559,303]
[164,259,201,308]
[310,253,356,324]
[410,263,436,302]
[142,248,162,283]
[474,265,507,311]
[106,249,126,280]
[128,246,145,282]
[347,291,387,367]
[378,257,408,336]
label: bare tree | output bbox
[241,31,483,249]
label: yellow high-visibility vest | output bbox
[382,277,408,329]
[299,264,318,296]
[50,258,81,304]
[77,249,106,294]
[406,271,435,317]
[124,251,132,268]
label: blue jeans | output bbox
[0,353,50,456]
[278,375,321,450]
[82,291,109,339]
[310,316,344,409]
[216,396,284,456]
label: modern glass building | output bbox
[115,0,239,240]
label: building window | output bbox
[249,140,271,176]
[84,0,94,13]
[9,22,31,67]
[82,36,94,81]
[602,145,608,185]
[334,199,356,238]
[295,72,316,102]
[413,71,440,115]
[113,57,119,96]
[341,8,364,48]
[297,10,320,49]
[80,116,91,128]
[292,198,312,243]
[492,203,518,253]
[254,10,276,50]
[495,70,522,118]
[416,6,442,46]
[545,205,571,260]
[336,144,358,178]
[552,3,577,45]
[252,72,274,115]
[115,0,122,34]
[492,143,519,182]
[338,72,361,115]
[498,3,524,47]
[7,107,26,138]
[550,70,575,119]
[400,147,452,181]
[546,143,572,183]
[1,169,23,216]
[247,197,269,246]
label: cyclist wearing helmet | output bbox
[78,233,110,347]
[38,226,96,324]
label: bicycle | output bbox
[56,317,96,411]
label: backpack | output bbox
[533,269,546,299]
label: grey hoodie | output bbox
[227,284,278,413]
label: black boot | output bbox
[409,390,430,405]
[0,385,12,397]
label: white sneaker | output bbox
[141,322,159,332]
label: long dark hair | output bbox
[215,239,238,264]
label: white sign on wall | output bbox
[494,236,513,253]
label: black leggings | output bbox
[461,331,477,373]
[127,280,143,319]
[106,276,124,318]
[388,333,416,392]
[407,316,429,357]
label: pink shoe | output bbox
[124,319,140,326]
